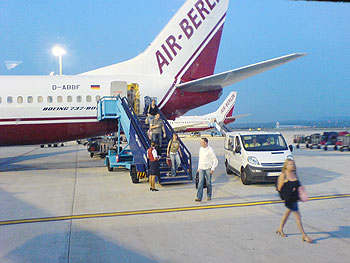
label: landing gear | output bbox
[130,165,139,183]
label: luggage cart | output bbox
[338,134,350,152]
[322,132,338,151]
[308,133,321,149]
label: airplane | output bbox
[0,0,306,146]
[169,91,248,133]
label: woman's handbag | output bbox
[166,157,171,167]
[298,185,309,202]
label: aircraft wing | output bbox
[224,113,251,120]
[172,122,208,132]
[176,53,306,93]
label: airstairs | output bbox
[97,96,192,184]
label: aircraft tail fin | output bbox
[80,0,229,81]
[204,91,236,121]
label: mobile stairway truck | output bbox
[97,96,192,184]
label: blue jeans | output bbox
[197,169,212,200]
[170,152,181,176]
[152,132,162,148]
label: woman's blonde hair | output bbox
[282,158,296,174]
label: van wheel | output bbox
[107,159,113,172]
[131,166,139,183]
[225,161,233,174]
[241,168,251,185]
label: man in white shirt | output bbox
[195,137,218,202]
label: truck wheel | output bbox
[225,160,233,174]
[306,143,309,148]
[90,152,94,158]
[324,146,328,151]
[334,146,338,150]
[107,159,113,172]
[317,145,321,149]
[296,144,299,149]
[131,166,139,183]
[241,168,251,185]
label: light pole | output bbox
[52,46,66,76]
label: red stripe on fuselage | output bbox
[161,89,222,120]
[0,121,117,146]
[0,116,96,122]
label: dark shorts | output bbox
[149,161,160,176]
[285,201,299,211]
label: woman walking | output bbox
[147,141,160,191]
[166,133,182,177]
[276,159,313,243]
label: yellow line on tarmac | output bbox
[1,194,349,226]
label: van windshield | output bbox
[241,134,288,151]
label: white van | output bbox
[224,131,293,185]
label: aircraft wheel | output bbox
[107,159,113,172]
[131,166,139,183]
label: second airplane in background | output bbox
[168,92,248,133]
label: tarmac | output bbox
[0,130,349,263]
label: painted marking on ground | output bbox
[1,194,349,226]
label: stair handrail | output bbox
[120,97,150,151]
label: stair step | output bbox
[159,175,192,184]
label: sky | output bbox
[0,0,349,123]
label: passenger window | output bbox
[67,96,72,102]
[7,96,13,103]
[77,95,82,102]
[95,95,101,102]
[17,96,23,104]
[38,96,43,103]
[86,95,92,102]
[47,96,53,103]
[57,96,63,103]
[27,96,33,103]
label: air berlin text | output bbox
[156,0,220,75]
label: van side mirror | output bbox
[235,145,241,154]
[289,145,293,152]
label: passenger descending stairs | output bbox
[137,113,192,184]
[97,96,192,184]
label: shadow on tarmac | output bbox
[298,167,342,186]
[0,189,157,263]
